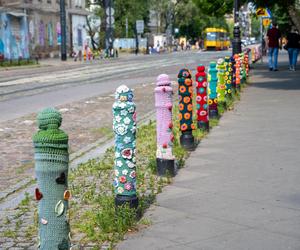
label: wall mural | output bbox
[39,20,45,46]
[48,22,53,46]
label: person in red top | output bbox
[266,21,282,71]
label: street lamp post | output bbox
[60,0,67,61]
[105,0,114,57]
[232,0,241,56]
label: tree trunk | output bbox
[288,5,300,31]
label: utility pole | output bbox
[232,0,242,55]
[105,0,114,57]
[60,0,67,61]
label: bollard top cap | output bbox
[197,64,205,72]
[178,68,192,79]
[156,74,171,86]
[115,85,133,102]
[37,108,62,130]
[217,58,224,64]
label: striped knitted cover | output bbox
[208,62,218,116]
[178,68,195,132]
[217,58,227,103]
[195,64,209,123]
[33,108,70,250]
[155,74,175,160]
[230,56,236,88]
[234,54,241,87]
[113,85,137,197]
[224,56,233,96]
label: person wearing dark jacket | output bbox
[266,21,282,71]
[286,27,300,71]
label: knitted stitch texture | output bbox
[234,54,241,87]
[113,85,137,197]
[217,58,227,103]
[195,64,209,123]
[224,56,233,96]
[178,68,195,132]
[33,108,70,250]
[155,74,175,160]
[208,62,218,116]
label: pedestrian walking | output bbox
[266,21,282,71]
[285,27,300,71]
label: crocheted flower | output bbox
[127,160,135,169]
[179,103,184,111]
[168,122,173,129]
[121,148,133,159]
[115,115,122,123]
[120,110,128,116]
[179,86,186,93]
[117,187,124,194]
[191,124,195,130]
[129,171,136,179]
[184,113,191,120]
[113,178,119,187]
[188,87,193,94]
[116,160,123,167]
[115,124,128,135]
[199,87,205,94]
[203,96,208,102]
[181,123,188,131]
[185,79,192,86]
[122,169,128,175]
[123,117,131,125]
[187,104,193,111]
[115,169,119,176]
[214,98,218,104]
[123,136,131,144]
[128,105,135,113]
[202,81,207,87]
[183,96,191,104]
[178,113,182,120]
[124,182,132,191]
[200,110,207,116]
[196,96,202,102]
[197,76,203,82]
[119,176,127,183]
[208,99,213,105]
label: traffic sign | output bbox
[136,20,144,34]
[256,7,271,17]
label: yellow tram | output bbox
[203,28,230,50]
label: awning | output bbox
[7,12,27,17]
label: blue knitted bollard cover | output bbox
[33,108,70,250]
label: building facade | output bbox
[0,0,89,60]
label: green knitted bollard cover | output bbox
[33,108,70,250]
[113,85,137,197]
[217,58,226,103]
[224,56,233,96]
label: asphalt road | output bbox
[0,50,230,122]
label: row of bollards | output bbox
[33,52,249,249]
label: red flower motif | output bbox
[121,148,133,159]
[170,134,174,142]
[168,123,173,129]
[162,143,167,148]
[119,176,127,183]
[124,182,132,191]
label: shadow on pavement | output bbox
[249,55,300,90]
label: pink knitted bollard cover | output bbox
[155,74,174,160]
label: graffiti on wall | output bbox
[39,20,45,46]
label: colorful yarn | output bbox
[178,68,195,132]
[155,74,175,160]
[224,56,233,95]
[217,58,226,103]
[230,56,236,89]
[208,61,218,117]
[195,64,209,123]
[113,85,137,197]
[234,54,241,87]
[33,108,70,250]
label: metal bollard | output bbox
[208,61,218,119]
[224,56,233,98]
[178,68,195,150]
[195,64,209,131]
[217,58,227,105]
[33,108,70,250]
[155,74,176,176]
[113,85,138,209]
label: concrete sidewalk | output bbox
[117,54,300,250]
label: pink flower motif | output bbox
[124,182,132,191]
[133,112,137,122]
[196,96,202,102]
[129,171,136,178]
[203,96,207,102]
[119,176,127,183]
[203,81,208,87]
[200,110,207,116]
[121,148,133,159]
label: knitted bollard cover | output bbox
[208,61,218,118]
[195,64,209,129]
[178,68,195,132]
[230,56,236,89]
[155,74,174,160]
[244,53,249,77]
[33,108,70,250]
[239,53,247,83]
[217,58,226,103]
[234,54,241,88]
[113,85,137,199]
[224,56,233,96]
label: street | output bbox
[0,51,230,122]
